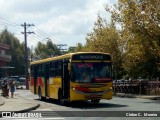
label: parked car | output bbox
[10,76,19,81]
[116,79,124,85]
[18,77,26,85]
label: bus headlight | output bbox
[72,87,75,91]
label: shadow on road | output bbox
[34,98,128,109]
[67,101,128,109]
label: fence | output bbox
[113,80,160,95]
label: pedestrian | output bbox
[10,80,15,98]
[2,79,8,97]
[6,81,9,97]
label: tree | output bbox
[0,29,25,75]
[105,0,160,79]
[46,40,61,56]
[67,46,76,53]
[84,16,123,79]
[33,40,61,60]
[34,42,47,59]
[74,43,85,52]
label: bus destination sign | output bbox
[72,53,111,61]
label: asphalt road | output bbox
[15,89,160,120]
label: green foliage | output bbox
[74,43,85,52]
[0,29,62,76]
[67,46,76,53]
[74,0,160,79]
[33,40,61,60]
[73,15,123,79]
[105,0,160,79]
[0,29,25,75]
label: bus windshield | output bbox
[72,62,112,83]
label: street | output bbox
[15,89,160,120]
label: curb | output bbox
[0,104,40,118]
[0,101,5,106]
[114,93,137,98]
[114,93,160,100]
[138,96,160,100]
[16,103,40,113]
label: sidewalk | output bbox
[0,93,40,116]
[115,93,160,100]
[0,99,4,107]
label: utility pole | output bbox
[57,44,67,55]
[21,22,34,90]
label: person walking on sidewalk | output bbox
[2,79,8,97]
[10,80,15,98]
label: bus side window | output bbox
[57,60,62,76]
[33,65,38,79]
[37,65,40,77]
[37,64,44,77]
[50,62,55,77]
[55,61,58,76]
[42,64,44,77]
[31,66,33,77]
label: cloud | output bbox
[1,0,55,14]
[0,0,115,48]
[36,0,111,47]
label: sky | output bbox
[0,0,116,50]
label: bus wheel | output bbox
[38,88,45,100]
[91,99,100,104]
[58,90,65,105]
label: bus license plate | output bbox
[90,94,98,98]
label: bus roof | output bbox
[30,52,110,65]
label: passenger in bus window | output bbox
[100,66,109,77]
[94,65,100,78]
[81,69,91,82]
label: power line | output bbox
[32,26,55,42]
[0,17,19,26]
[31,25,65,45]
[28,25,68,49]
[32,26,50,38]
[32,33,50,43]
[33,34,44,41]
[31,26,63,44]
[30,26,53,43]
[0,21,19,26]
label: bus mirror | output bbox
[68,63,71,70]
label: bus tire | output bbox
[38,88,45,100]
[58,89,65,105]
[91,99,100,104]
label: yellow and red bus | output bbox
[30,52,112,105]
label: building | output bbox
[0,43,11,78]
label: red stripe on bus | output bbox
[37,77,43,87]
[30,78,34,86]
